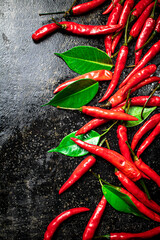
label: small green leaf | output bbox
[55,46,113,74]
[43,79,99,108]
[126,106,157,127]
[102,185,148,219]
[49,130,100,157]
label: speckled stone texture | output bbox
[0,0,160,240]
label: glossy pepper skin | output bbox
[136,14,160,51]
[82,196,107,240]
[105,76,160,108]
[130,0,153,22]
[32,21,122,41]
[43,207,90,240]
[81,106,138,121]
[121,188,160,222]
[118,96,160,108]
[71,0,107,15]
[99,45,128,102]
[119,40,160,89]
[129,2,154,40]
[104,1,123,56]
[135,0,157,65]
[109,226,160,239]
[70,138,142,182]
[111,0,134,54]
[75,106,124,136]
[121,64,157,95]
[102,0,120,15]
[59,155,96,194]
[115,170,160,213]
[131,113,160,151]
[53,70,112,94]
[135,157,160,187]
[137,121,160,158]
[117,125,133,163]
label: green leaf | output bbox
[126,106,157,127]
[43,79,99,108]
[48,130,100,157]
[102,185,148,220]
[55,46,113,74]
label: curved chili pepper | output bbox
[43,207,90,240]
[53,70,112,94]
[118,40,160,89]
[102,77,160,108]
[70,0,107,15]
[117,125,133,163]
[75,106,124,136]
[117,95,160,108]
[101,226,160,239]
[128,2,155,42]
[121,188,160,222]
[134,157,160,187]
[102,0,120,15]
[131,113,160,151]
[70,138,142,182]
[59,155,96,194]
[104,0,123,56]
[134,1,157,65]
[136,14,160,52]
[32,21,122,41]
[82,195,107,240]
[80,106,138,121]
[137,121,160,158]
[130,0,153,22]
[121,64,157,95]
[111,0,134,54]
[115,170,160,213]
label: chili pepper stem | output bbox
[126,65,136,68]
[100,120,118,137]
[141,83,160,119]
[150,0,157,19]
[57,106,81,111]
[125,141,138,160]
[52,18,66,28]
[139,179,151,200]
[135,31,156,52]
[39,11,65,16]
[63,0,77,17]
[94,235,110,239]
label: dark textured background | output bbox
[0,0,160,239]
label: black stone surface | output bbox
[0,0,160,240]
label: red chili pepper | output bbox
[103,0,120,15]
[117,96,160,108]
[75,106,124,136]
[115,170,160,213]
[117,125,133,163]
[59,155,96,194]
[102,77,160,108]
[121,64,157,95]
[104,0,123,56]
[128,2,155,42]
[70,138,142,182]
[103,226,160,239]
[82,195,107,240]
[137,121,160,158]
[70,0,108,15]
[80,106,138,121]
[135,14,160,52]
[43,207,90,240]
[118,40,160,89]
[131,113,160,151]
[134,156,160,187]
[32,21,122,41]
[121,187,160,222]
[111,0,134,54]
[134,0,157,65]
[53,70,112,94]
[130,0,153,22]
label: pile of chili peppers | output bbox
[32,0,160,239]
